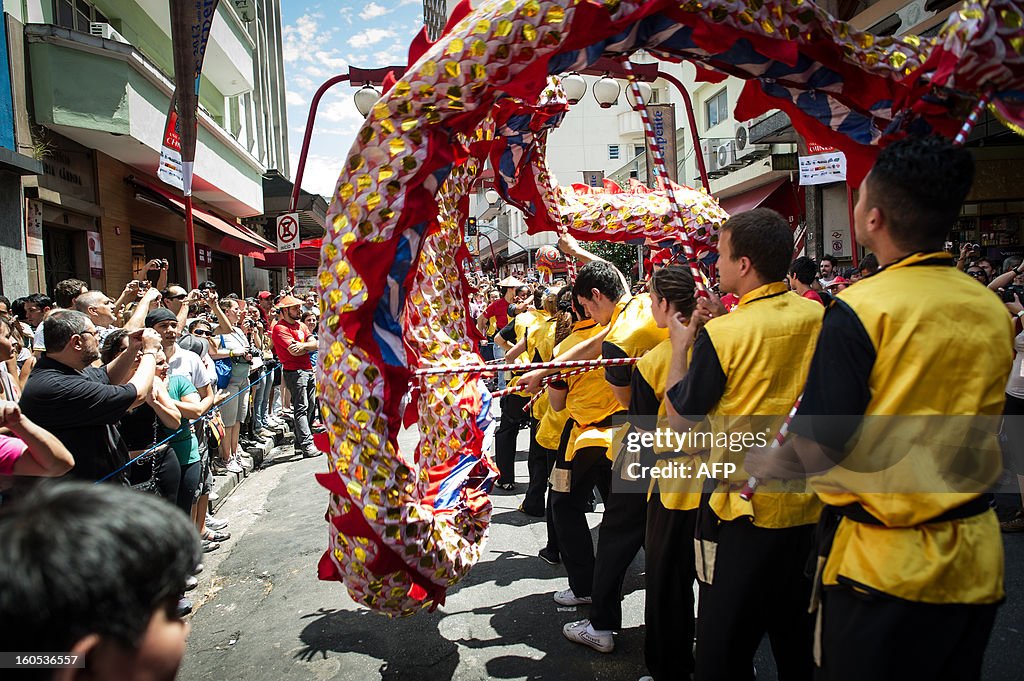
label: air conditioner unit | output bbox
[90,22,129,45]
[733,122,771,161]
[716,142,740,170]
[700,139,722,173]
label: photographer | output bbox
[207,295,254,473]
[988,257,1024,300]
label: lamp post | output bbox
[572,58,710,192]
[287,65,406,286]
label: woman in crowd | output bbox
[103,333,183,505]
[208,297,254,473]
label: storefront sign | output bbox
[799,143,847,186]
[39,133,97,203]
[25,199,43,255]
[87,231,103,278]
[581,170,604,188]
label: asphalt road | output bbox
[181,430,1024,681]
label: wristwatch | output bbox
[1017,310,1024,319]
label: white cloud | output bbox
[291,151,349,199]
[358,2,391,20]
[348,28,398,49]
[286,90,306,106]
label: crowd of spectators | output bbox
[0,260,325,619]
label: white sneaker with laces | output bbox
[553,588,592,606]
[237,453,254,471]
[225,456,243,474]
[562,619,613,653]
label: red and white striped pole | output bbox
[415,356,637,377]
[621,59,708,296]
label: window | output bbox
[608,144,620,160]
[633,144,646,159]
[649,88,660,104]
[705,89,728,130]
[54,0,108,32]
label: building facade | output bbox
[1,0,290,299]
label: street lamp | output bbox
[561,72,587,105]
[288,65,406,286]
[568,58,710,192]
[484,188,500,205]
[592,74,621,108]
[353,83,381,117]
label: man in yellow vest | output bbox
[666,208,824,681]
[745,135,1013,681]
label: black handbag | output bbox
[130,416,170,494]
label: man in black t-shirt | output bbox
[20,310,162,483]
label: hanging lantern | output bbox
[353,83,381,117]
[592,75,620,108]
[561,72,587,105]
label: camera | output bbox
[1000,284,1024,303]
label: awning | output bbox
[718,178,789,215]
[129,178,274,260]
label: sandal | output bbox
[203,529,230,542]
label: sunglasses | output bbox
[192,329,212,336]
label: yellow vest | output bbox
[811,252,1013,604]
[604,293,669,361]
[536,320,600,450]
[637,339,704,511]
[556,318,621,463]
[704,281,825,529]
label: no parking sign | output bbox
[277,213,299,252]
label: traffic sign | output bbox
[277,213,299,252]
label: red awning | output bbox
[132,179,273,260]
[718,178,789,216]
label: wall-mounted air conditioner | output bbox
[733,122,771,161]
[90,23,129,45]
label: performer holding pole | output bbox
[744,135,1013,681]
[664,209,823,681]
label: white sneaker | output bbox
[206,515,229,531]
[562,619,613,653]
[553,588,592,606]
[225,456,243,474]
[237,453,254,471]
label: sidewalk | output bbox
[208,416,295,513]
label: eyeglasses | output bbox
[192,329,211,336]
[79,330,97,338]
[967,270,986,278]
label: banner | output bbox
[645,103,678,184]
[161,0,221,196]
[157,95,184,190]
[798,142,847,186]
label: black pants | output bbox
[694,518,816,681]
[495,394,531,485]
[522,421,555,516]
[130,447,181,505]
[589,485,647,630]
[551,446,612,597]
[175,459,202,515]
[544,420,577,557]
[818,583,997,681]
[644,494,697,681]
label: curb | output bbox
[208,422,294,513]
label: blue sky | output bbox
[281,1,425,198]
